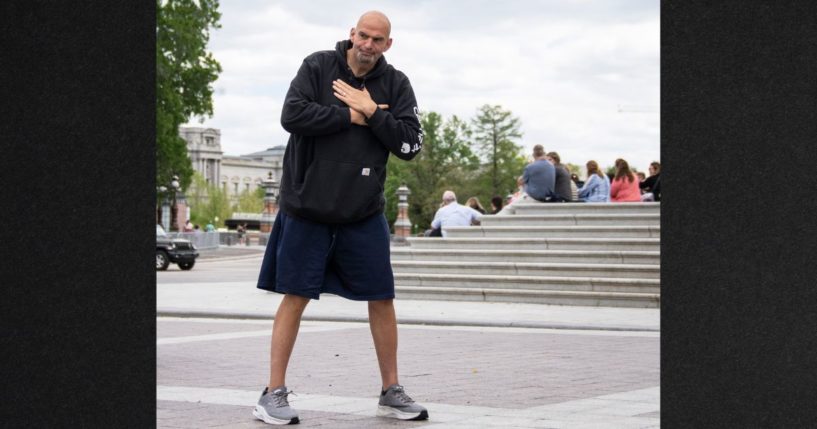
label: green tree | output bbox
[186,172,208,216]
[157,0,222,194]
[235,187,264,213]
[471,105,526,197]
[384,155,411,231]
[565,163,582,176]
[188,172,231,228]
[385,111,480,231]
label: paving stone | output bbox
[158,320,272,338]
[158,318,658,427]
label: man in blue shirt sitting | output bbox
[429,190,482,237]
[523,145,557,202]
[498,145,556,214]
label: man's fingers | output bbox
[378,104,389,110]
[332,79,355,93]
[333,92,348,104]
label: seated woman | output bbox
[639,161,661,202]
[466,196,486,215]
[610,158,642,202]
[489,195,503,214]
[577,160,610,202]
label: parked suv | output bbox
[156,224,199,270]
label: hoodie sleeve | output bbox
[364,74,423,161]
[280,57,352,137]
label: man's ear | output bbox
[383,38,393,52]
[349,27,356,39]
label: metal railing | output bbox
[166,231,271,248]
[219,232,271,246]
[167,232,220,249]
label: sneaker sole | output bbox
[253,406,300,425]
[376,405,429,421]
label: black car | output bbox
[156,225,199,270]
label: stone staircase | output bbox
[391,202,660,308]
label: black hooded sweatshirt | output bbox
[277,40,423,224]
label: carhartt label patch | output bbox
[361,168,370,176]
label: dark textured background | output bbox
[662,1,817,427]
[0,2,156,428]
[1,1,816,427]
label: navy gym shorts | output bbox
[256,210,395,301]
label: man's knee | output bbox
[281,294,311,312]
[368,299,394,311]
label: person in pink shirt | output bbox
[610,158,642,202]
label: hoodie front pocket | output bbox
[296,158,383,223]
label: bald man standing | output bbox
[253,11,428,425]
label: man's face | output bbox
[649,166,656,175]
[349,17,392,65]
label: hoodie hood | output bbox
[335,39,389,80]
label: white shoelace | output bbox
[271,389,296,407]
[391,386,415,404]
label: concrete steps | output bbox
[443,225,661,239]
[509,202,660,215]
[393,286,660,308]
[391,260,659,279]
[390,248,660,265]
[481,213,660,227]
[407,237,660,252]
[394,273,658,294]
[391,202,661,308]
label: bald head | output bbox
[347,10,393,75]
[442,190,457,204]
[356,10,391,37]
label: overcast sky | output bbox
[184,0,660,172]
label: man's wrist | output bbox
[364,103,378,119]
[349,108,365,125]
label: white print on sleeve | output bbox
[401,143,411,154]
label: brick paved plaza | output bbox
[157,317,659,428]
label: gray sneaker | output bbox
[252,386,299,425]
[377,384,429,420]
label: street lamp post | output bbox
[176,188,187,231]
[393,184,412,244]
[169,175,180,232]
[157,185,170,231]
[259,172,279,233]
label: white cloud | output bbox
[185,1,660,172]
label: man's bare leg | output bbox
[268,294,310,389]
[368,299,399,390]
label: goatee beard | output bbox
[357,52,374,64]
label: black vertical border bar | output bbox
[662,1,817,427]
[0,2,156,427]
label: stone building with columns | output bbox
[180,126,284,202]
